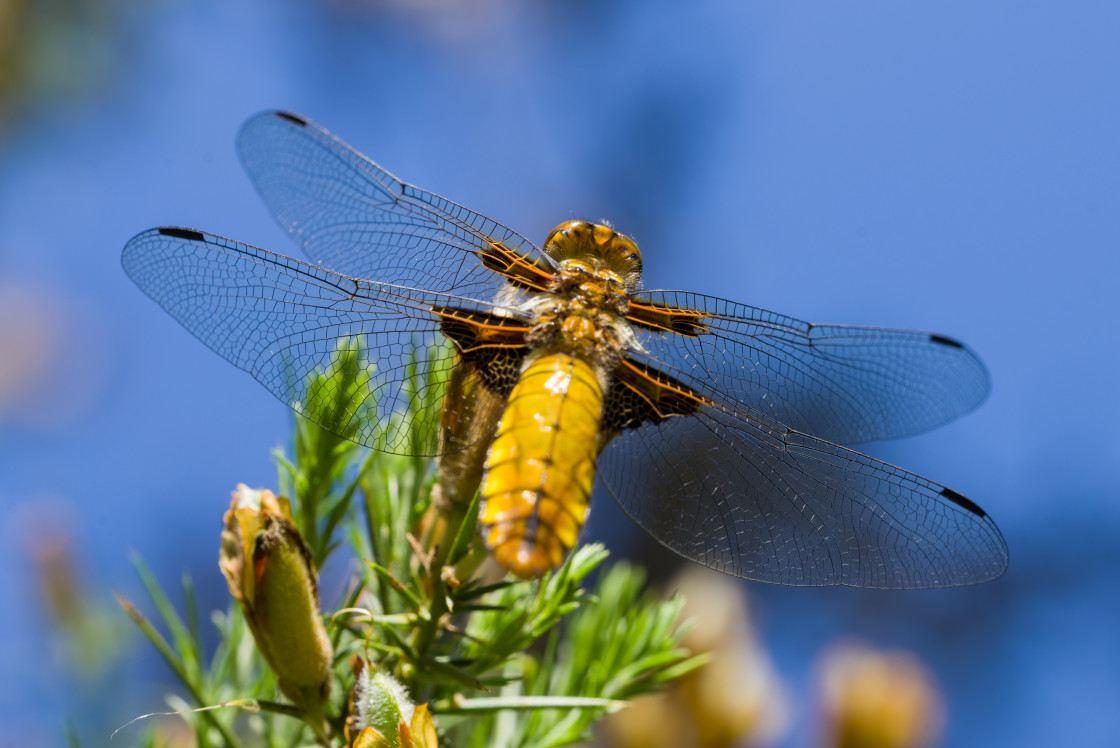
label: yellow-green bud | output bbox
[353,666,411,744]
[219,484,332,707]
[347,659,439,748]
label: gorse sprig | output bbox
[452,556,707,748]
[117,340,701,747]
[276,337,381,567]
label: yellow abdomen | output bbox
[480,352,603,578]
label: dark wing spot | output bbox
[479,243,554,291]
[939,487,986,517]
[626,303,711,337]
[604,358,704,432]
[276,111,308,127]
[930,334,964,349]
[670,318,707,336]
[158,227,205,242]
[432,306,530,397]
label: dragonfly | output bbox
[122,111,1008,588]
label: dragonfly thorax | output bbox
[523,221,640,367]
[528,267,634,370]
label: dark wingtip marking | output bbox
[940,487,986,517]
[930,334,964,349]
[276,111,308,126]
[159,227,205,242]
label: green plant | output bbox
[117,341,705,747]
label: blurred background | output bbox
[1,1,1117,745]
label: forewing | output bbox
[596,399,1008,588]
[122,227,528,456]
[236,111,557,299]
[627,290,991,445]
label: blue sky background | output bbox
[1,1,1117,745]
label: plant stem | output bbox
[412,502,468,657]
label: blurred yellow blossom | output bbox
[607,567,789,748]
[0,281,60,419]
[219,484,332,711]
[817,642,944,748]
[14,498,125,677]
[0,279,108,429]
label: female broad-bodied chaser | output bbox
[123,111,1008,588]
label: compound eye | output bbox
[592,223,616,246]
[544,220,593,260]
[611,235,643,278]
[548,220,591,240]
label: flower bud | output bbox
[219,484,332,706]
[347,658,438,748]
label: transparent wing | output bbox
[596,403,1008,589]
[236,110,556,299]
[122,227,526,456]
[628,290,991,445]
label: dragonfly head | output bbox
[544,220,643,289]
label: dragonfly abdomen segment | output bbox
[480,352,603,578]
